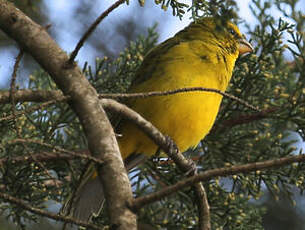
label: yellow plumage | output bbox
[62,17,253,221]
[118,18,245,158]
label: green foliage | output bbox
[87,24,159,94]
[152,0,237,20]
[0,0,305,229]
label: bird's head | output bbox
[181,17,253,56]
[224,21,254,56]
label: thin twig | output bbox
[9,139,104,165]
[132,153,305,209]
[1,87,259,113]
[0,99,65,123]
[99,87,260,112]
[9,50,24,132]
[0,191,103,230]
[0,151,74,166]
[9,50,23,106]
[68,0,126,64]
[212,107,278,132]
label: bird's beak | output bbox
[238,36,253,55]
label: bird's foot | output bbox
[184,159,197,176]
[164,135,179,156]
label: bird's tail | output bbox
[61,163,105,222]
[61,153,147,222]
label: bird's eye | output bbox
[229,28,236,36]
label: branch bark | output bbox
[0,89,65,104]
[0,1,136,229]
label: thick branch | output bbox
[0,2,136,229]
[194,184,211,230]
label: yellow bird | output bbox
[63,17,253,221]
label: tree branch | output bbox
[0,191,103,230]
[68,0,126,64]
[9,50,23,113]
[0,151,73,166]
[213,107,278,132]
[0,100,60,122]
[0,1,136,229]
[7,138,104,165]
[132,153,305,209]
[99,87,260,112]
[0,89,65,104]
